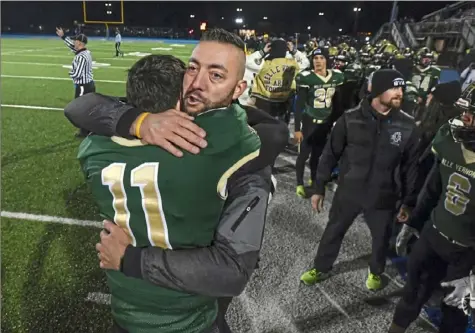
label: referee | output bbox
[56,27,95,137]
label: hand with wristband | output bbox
[131,108,208,158]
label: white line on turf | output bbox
[1,104,63,111]
[1,211,103,228]
[2,61,130,70]
[1,46,64,55]
[85,292,111,305]
[1,74,125,83]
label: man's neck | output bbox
[314,68,327,76]
[370,98,391,115]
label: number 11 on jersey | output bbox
[101,162,172,249]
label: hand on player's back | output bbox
[133,109,208,157]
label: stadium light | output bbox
[354,7,361,12]
[263,16,268,20]
[190,14,195,18]
[307,26,311,30]
[365,36,370,41]
[319,12,324,16]
[221,16,224,20]
[235,17,243,24]
[236,8,242,12]
[107,10,112,15]
[200,22,207,31]
[339,28,342,32]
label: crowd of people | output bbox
[62,27,475,333]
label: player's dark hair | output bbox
[126,55,186,113]
[200,28,245,52]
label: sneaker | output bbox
[296,185,305,198]
[366,272,383,291]
[300,268,328,285]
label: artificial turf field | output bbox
[0,36,468,333]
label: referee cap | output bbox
[72,34,88,44]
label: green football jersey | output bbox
[78,103,261,333]
[431,124,475,247]
[404,80,419,105]
[295,69,345,122]
[343,63,363,83]
[411,65,441,100]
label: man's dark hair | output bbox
[200,28,245,52]
[126,55,186,113]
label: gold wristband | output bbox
[135,112,150,139]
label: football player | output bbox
[80,30,261,333]
[389,92,475,333]
[294,47,344,198]
[411,47,441,105]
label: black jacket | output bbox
[314,98,421,209]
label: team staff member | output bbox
[300,69,421,291]
[389,94,475,333]
[56,27,95,138]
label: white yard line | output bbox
[1,46,64,56]
[2,61,130,70]
[85,292,111,305]
[1,211,103,228]
[2,104,63,111]
[2,74,125,83]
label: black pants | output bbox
[73,81,96,136]
[74,81,96,99]
[392,222,474,332]
[314,188,395,275]
[115,42,123,56]
[254,98,289,124]
[295,114,332,186]
[111,298,233,333]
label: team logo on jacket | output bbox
[390,131,402,146]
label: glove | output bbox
[395,224,419,257]
[441,277,469,308]
[461,272,475,317]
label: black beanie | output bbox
[370,69,406,98]
[266,38,287,60]
[430,80,462,106]
[310,47,331,66]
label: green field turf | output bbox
[1,37,195,333]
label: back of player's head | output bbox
[200,28,245,52]
[126,55,186,113]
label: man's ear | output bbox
[232,80,248,100]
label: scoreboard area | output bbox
[83,1,124,24]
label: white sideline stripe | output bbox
[2,74,125,83]
[2,61,130,70]
[315,284,351,319]
[1,46,63,55]
[1,211,103,229]
[85,292,111,305]
[2,104,63,111]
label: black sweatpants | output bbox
[73,81,96,136]
[295,114,332,186]
[115,42,123,57]
[392,222,474,332]
[313,188,395,275]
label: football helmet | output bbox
[450,93,475,147]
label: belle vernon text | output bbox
[263,65,295,93]
[442,158,475,179]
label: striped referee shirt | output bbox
[62,36,94,85]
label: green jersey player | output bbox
[411,50,441,103]
[294,47,344,198]
[79,31,261,333]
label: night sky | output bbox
[1,1,457,35]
